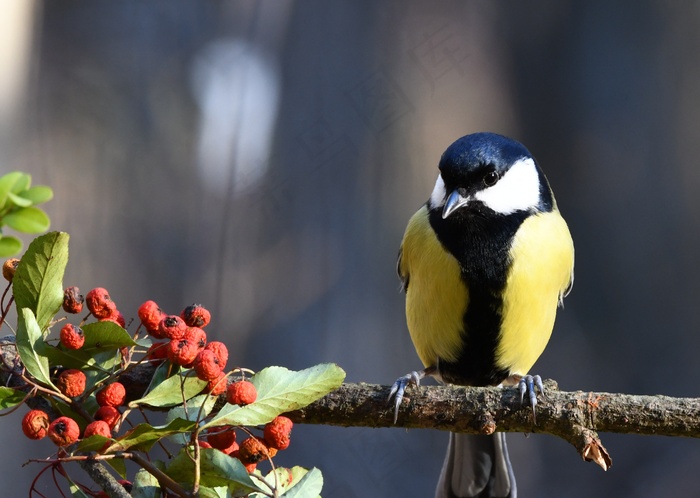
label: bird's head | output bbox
[429,132,553,219]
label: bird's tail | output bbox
[435,432,516,498]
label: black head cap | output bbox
[439,132,533,181]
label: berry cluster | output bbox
[16,284,295,484]
[201,414,294,473]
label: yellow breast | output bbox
[400,206,469,367]
[495,210,574,375]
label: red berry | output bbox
[96,382,126,407]
[226,380,257,406]
[83,420,111,438]
[180,304,211,328]
[159,315,187,340]
[263,416,293,450]
[48,416,80,446]
[85,287,117,319]
[184,326,207,349]
[101,309,126,328]
[57,369,86,398]
[198,440,212,449]
[2,258,19,282]
[238,436,276,465]
[205,373,228,396]
[204,341,228,368]
[22,409,50,440]
[167,338,199,366]
[223,440,239,456]
[194,350,223,381]
[59,324,85,350]
[62,286,84,314]
[95,406,121,429]
[138,300,164,337]
[207,425,236,451]
[146,342,169,362]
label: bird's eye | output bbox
[483,171,499,187]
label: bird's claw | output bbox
[518,374,545,423]
[388,370,423,423]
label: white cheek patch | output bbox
[474,158,541,214]
[429,174,447,209]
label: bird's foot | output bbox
[388,368,431,423]
[518,374,545,423]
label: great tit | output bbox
[390,132,574,498]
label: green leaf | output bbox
[0,387,25,410]
[43,345,120,373]
[166,447,262,493]
[9,172,30,193]
[68,481,91,498]
[166,394,218,424]
[0,235,22,257]
[0,172,23,208]
[13,231,69,331]
[42,321,136,372]
[75,434,111,453]
[145,360,170,394]
[204,364,345,429]
[3,206,50,233]
[6,192,32,207]
[106,418,196,453]
[198,486,229,498]
[132,467,161,498]
[129,373,208,409]
[49,396,88,426]
[0,172,28,207]
[18,185,53,205]
[82,321,137,349]
[282,468,323,498]
[16,308,56,389]
[106,457,128,479]
[249,466,323,498]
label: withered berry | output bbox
[62,286,84,314]
[146,342,169,362]
[22,409,50,440]
[180,304,211,328]
[184,326,207,349]
[159,315,187,340]
[138,300,164,337]
[205,373,228,396]
[48,416,80,446]
[83,420,111,438]
[264,416,293,450]
[238,436,276,465]
[207,425,236,451]
[204,341,228,368]
[226,380,257,406]
[57,369,86,398]
[95,406,121,429]
[85,287,117,319]
[167,338,199,366]
[2,258,19,282]
[194,350,223,381]
[101,309,126,328]
[59,324,85,350]
[96,382,126,407]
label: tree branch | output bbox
[287,381,700,471]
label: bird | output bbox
[390,132,574,498]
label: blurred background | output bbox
[2,1,700,496]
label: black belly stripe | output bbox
[428,207,530,386]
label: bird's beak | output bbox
[442,190,470,219]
